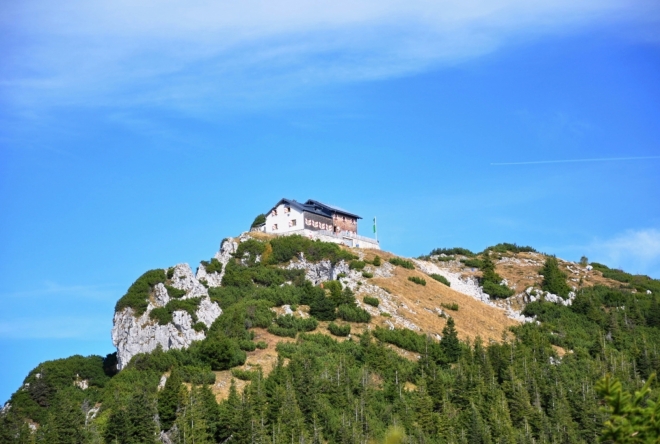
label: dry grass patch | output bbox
[370,266,518,344]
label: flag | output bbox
[373,217,377,234]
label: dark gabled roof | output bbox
[267,198,307,215]
[268,198,362,220]
[304,199,362,219]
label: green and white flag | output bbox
[373,217,377,240]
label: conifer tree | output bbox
[276,380,308,443]
[486,391,515,443]
[174,386,212,444]
[217,379,243,442]
[105,406,130,444]
[540,257,570,298]
[413,380,438,435]
[198,385,221,442]
[39,392,87,444]
[158,368,184,431]
[647,297,660,328]
[441,317,461,363]
[126,389,157,444]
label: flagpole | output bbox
[373,217,377,242]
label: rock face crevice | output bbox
[111,263,221,370]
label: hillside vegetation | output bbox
[2,235,660,443]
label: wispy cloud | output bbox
[3,0,658,113]
[491,156,660,166]
[584,229,660,278]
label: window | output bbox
[272,209,278,216]
[284,206,291,213]
[289,219,297,227]
[272,224,278,231]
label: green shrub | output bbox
[430,247,475,257]
[149,307,172,325]
[362,272,373,278]
[591,263,660,294]
[310,294,337,321]
[408,276,426,286]
[363,296,379,307]
[430,274,450,286]
[251,213,266,228]
[275,342,297,358]
[328,322,351,337]
[193,322,208,333]
[268,235,356,265]
[476,252,514,299]
[256,341,268,349]
[167,267,175,279]
[275,314,298,329]
[336,305,371,323]
[540,257,571,298]
[349,260,366,271]
[296,317,319,332]
[238,339,257,351]
[461,258,484,269]
[211,299,275,339]
[373,327,429,354]
[380,312,391,318]
[372,256,381,266]
[149,298,202,325]
[267,325,297,338]
[231,368,258,381]
[389,257,415,269]
[485,243,537,254]
[199,337,246,371]
[165,285,186,299]
[441,302,459,311]
[220,260,254,288]
[482,281,514,299]
[235,239,267,264]
[200,258,223,274]
[435,256,454,262]
[179,366,215,385]
[275,314,318,332]
[115,269,167,315]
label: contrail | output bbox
[491,156,660,166]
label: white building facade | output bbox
[254,198,380,250]
[265,201,306,234]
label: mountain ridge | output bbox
[2,231,660,443]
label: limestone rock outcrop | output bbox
[195,237,237,286]
[286,255,350,285]
[111,263,221,370]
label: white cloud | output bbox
[3,0,658,113]
[585,228,660,278]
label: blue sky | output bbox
[1,0,659,402]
